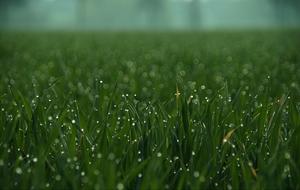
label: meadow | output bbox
[0,31,299,189]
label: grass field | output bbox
[0,31,300,189]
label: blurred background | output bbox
[0,0,300,30]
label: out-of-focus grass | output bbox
[0,31,299,189]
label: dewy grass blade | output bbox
[0,31,299,189]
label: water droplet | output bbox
[33,157,38,163]
[97,153,102,159]
[16,167,22,174]
[157,152,162,157]
[117,183,124,190]
[193,171,200,178]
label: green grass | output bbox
[0,31,299,190]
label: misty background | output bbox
[0,0,300,30]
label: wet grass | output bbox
[0,31,300,189]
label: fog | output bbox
[0,0,299,30]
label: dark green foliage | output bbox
[0,31,299,189]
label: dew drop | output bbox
[15,167,22,174]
